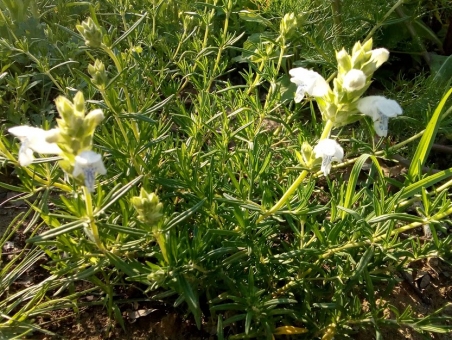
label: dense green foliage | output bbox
[1,0,452,339]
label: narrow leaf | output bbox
[407,88,452,181]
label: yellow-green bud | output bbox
[76,17,103,48]
[362,38,373,53]
[88,60,108,88]
[350,40,373,69]
[55,96,75,124]
[297,142,314,168]
[73,92,85,118]
[280,13,297,38]
[336,48,351,74]
[132,188,164,226]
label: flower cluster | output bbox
[289,39,403,176]
[76,17,103,48]
[8,92,106,192]
[131,188,164,228]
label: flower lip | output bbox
[313,139,344,176]
[289,67,330,102]
[357,96,403,137]
[73,150,107,192]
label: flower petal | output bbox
[313,139,344,176]
[294,86,306,103]
[9,126,62,154]
[377,98,402,118]
[374,115,389,137]
[371,48,389,68]
[357,96,380,120]
[73,151,106,192]
[289,67,330,99]
[18,146,34,166]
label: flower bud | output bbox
[44,128,61,143]
[361,48,390,75]
[342,69,366,92]
[76,17,103,48]
[88,59,108,88]
[73,91,85,118]
[300,142,313,167]
[55,96,74,124]
[85,109,105,130]
[280,13,297,38]
[370,48,389,68]
[132,188,164,226]
[336,48,351,73]
[362,38,373,53]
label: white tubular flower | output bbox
[357,96,403,137]
[289,67,330,103]
[73,151,107,192]
[313,139,344,176]
[342,69,366,92]
[8,126,62,166]
[370,48,389,68]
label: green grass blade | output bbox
[110,12,148,49]
[407,87,452,181]
[399,167,452,200]
[341,154,383,219]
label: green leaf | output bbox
[27,220,85,242]
[399,167,452,200]
[95,175,143,216]
[341,154,383,219]
[238,10,273,27]
[407,88,452,181]
[163,198,205,232]
[111,12,148,49]
[176,274,201,329]
[350,246,374,281]
[368,213,424,224]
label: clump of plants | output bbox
[1,0,452,339]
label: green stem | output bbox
[320,119,334,139]
[257,120,335,222]
[275,37,286,75]
[102,45,139,140]
[364,0,405,42]
[83,186,105,251]
[331,0,342,46]
[208,9,230,89]
[257,170,309,223]
[247,61,266,95]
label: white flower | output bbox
[289,67,330,103]
[73,151,106,192]
[313,139,344,176]
[357,96,403,137]
[370,48,389,68]
[8,126,62,166]
[342,69,366,92]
